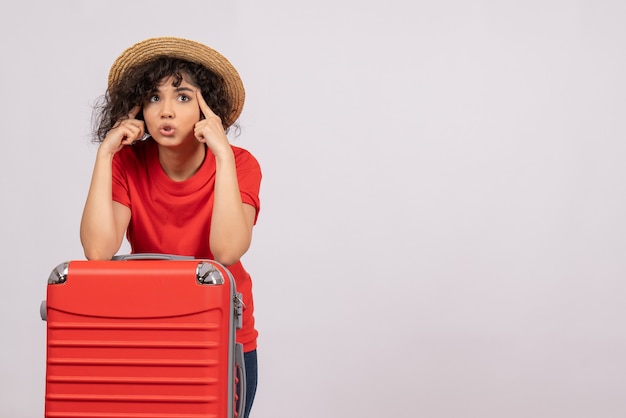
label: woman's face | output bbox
[142,73,202,147]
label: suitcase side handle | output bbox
[235,342,247,418]
[112,253,194,261]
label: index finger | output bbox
[195,89,216,118]
[128,105,141,120]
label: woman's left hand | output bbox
[194,89,232,158]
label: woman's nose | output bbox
[160,102,174,118]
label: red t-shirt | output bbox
[111,139,261,352]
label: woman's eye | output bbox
[179,95,190,102]
[149,95,159,102]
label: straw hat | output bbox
[108,37,245,127]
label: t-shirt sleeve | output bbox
[111,153,131,208]
[235,148,262,224]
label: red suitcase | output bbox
[41,254,245,418]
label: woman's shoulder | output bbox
[114,139,155,163]
[112,140,156,178]
[230,146,262,181]
[231,144,255,157]
[231,145,261,168]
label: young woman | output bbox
[80,37,261,417]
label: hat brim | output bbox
[108,37,245,128]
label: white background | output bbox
[1,1,625,417]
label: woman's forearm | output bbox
[80,150,125,260]
[209,149,255,266]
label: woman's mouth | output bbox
[159,125,175,137]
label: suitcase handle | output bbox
[112,253,194,261]
[235,343,247,418]
[40,300,47,321]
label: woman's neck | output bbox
[157,141,206,182]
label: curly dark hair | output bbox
[92,57,237,142]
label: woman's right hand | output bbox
[99,106,145,156]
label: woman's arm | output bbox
[80,108,143,260]
[194,90,256,266]
[209,149,257,265]
[80,150,132,260]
